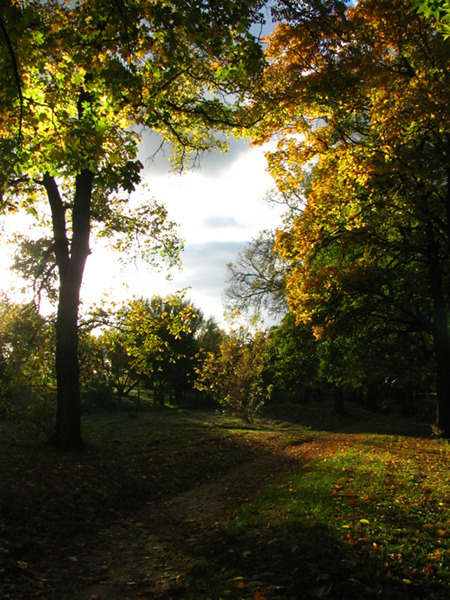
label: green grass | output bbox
[0,401,448,599]
[191,434,448,599]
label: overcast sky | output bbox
[79,135,280,326]
[0,133,280,326]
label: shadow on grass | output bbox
[0,405,446,600]
[262,397,436,438]
[181,518,447,600]
[0,409,280,598]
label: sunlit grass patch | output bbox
[202,433,449,599]
[1,407,448,599]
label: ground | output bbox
[75,449,288,600]
[1,402,448,599]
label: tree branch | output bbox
[0,9,23,142]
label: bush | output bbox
[0,387,56,437]
[196,328,272,424]
[81,381,116,412]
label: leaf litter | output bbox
[0,407,448,599]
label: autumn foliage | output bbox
[196,328,272,423]
[0,0,266,447]
[252,0,450,435]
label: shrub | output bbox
[196,328,272,423]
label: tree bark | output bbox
[333,385,346,416]
[431,297,450,438]
[426,224,450,438]
[44,170,94,449]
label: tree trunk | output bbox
[44,170,94,449]
[50,273,83,448]
[426,224,450,438]
[431,305,450,438]
[366,383,379,412]
[334,385,346,416]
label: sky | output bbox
[0,135,281,327]
[0,6,281,328]
[82,135,281,326]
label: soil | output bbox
[1,412,358,600]
[72,448,294,600]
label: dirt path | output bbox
[73,445,297,600]
[3,410,443,600]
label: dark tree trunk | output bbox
[426,224,450,438]
[431,305,450,438]
[366,384,378,412]
[44,170,94,450]
[51,274,83,448]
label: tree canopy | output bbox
[413,0,450,37]
[2,0,449,442]
[252,0,450,435]
[90,293,208,405]
[0,0,267,448]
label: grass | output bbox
[0,400,448,599]
[191,434,448,599]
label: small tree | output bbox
[0,296,56,434]
[93,294,203,405]
[196,317,224,357]
[86,328,138,407]
[196,328,272,423]
[0,297,55,397]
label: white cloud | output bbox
[125,140,282,323]
[1,140,281,327]
[202,215,242,229]
[144,140,278,242]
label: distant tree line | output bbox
[0,293,275,428]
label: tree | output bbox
[10,235,59,307]
[224,229,288,319]
[0,0,266,448]
[93,326,140,405]
[266,311,319,402]
[100,294,203,404]
[252,0,450,435]
[0,296,54,402]
[196,327,272,423]
[412,0,450,37]
[137,296,205,404]
[196,316,223,356]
